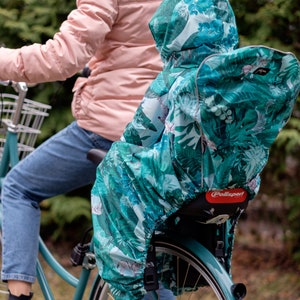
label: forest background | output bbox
[0,0,300,274]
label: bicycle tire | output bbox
[89,234,243,300]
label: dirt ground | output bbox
[40,200,300,300]
[1,194,299,300]
[230,199,300,300]
[231,243,300,299]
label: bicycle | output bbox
[0,81,247,299]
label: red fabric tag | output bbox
[205,188,247,204]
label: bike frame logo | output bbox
[205,188,247,203]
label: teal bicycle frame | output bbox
[163,231,241,300]
[0,81,98,300]
[0,81,244,299]
[37,238,97,299]
[0,82,27,179]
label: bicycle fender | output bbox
[166,231,239,300]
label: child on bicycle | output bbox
[91,0,300,299]
[0,0,163,299]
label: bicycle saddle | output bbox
[87,148,107,165]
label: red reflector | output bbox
[206,188,247,204]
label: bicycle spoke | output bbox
[90,238,235,299]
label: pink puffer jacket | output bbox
[0,0,162,141]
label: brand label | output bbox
[206,188,247,204]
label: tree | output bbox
[1,0,300,257]
[0,0,88,241]
[0,0,75,47]
[0,0,78,139]
[231,0,300,263]
[231,0,300,56]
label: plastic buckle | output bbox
[144,245,159,291]
[82,252,97,270]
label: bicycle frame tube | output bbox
[0,131,20,181]
[0,82,93,299]
[38,237,93,300]
[0,81,28,183]
[166,231,237,300]
[36,259,55,300]
[0,203,93,300]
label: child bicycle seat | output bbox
[177,188,248,224]
[87,149,248,225]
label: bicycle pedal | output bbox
[70,243,90,266]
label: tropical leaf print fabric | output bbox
[197,47,300,191]
[91,0,300,299]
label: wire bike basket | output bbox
[0,88,51,160]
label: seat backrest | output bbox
[195,46,300,194]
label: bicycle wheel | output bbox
[89,234,244,300]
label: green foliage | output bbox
[0,0,75,47]
[0,0,77,139]
[286,195,300,263]
[231,0,300,56]
[1,0,300,259]
[230,0,300,263]
[276,129,300,153]
[40,195,92,242]
[0,0,82,242]
[276,94,300,257]
[275,100,300,154]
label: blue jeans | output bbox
[1,121,112,283]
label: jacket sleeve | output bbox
[0,0,118,83]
